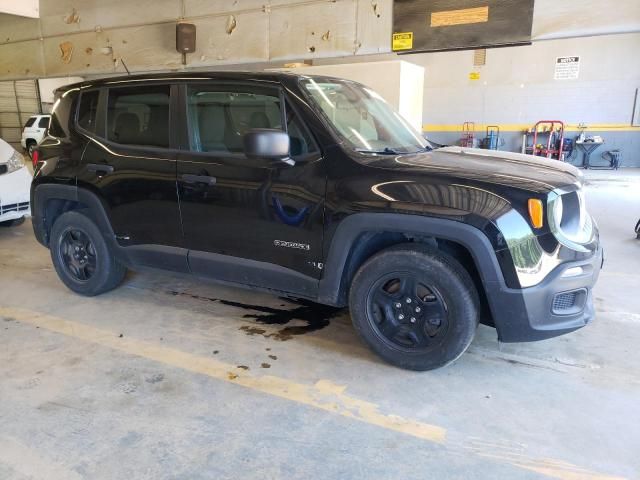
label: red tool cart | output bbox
[525,120,565,160]
[461,122,475,148]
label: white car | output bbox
[0,138,32,226]
[21,114,50,157]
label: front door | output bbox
[76,84,186,271]
[176,82,325,297]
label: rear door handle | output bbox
[182,174,216,186]
[86,163,114,175]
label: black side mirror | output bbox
[243,128,293,166]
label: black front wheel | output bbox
[349,244,479,371]
[636,219,640,239]
[50,211,126,296]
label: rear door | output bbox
[76,84,186,271]
[176,81,326,296]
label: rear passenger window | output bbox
[77,91,100,133]
[38,117,50,129]
[107,86,170,148]
[24,117,36,128]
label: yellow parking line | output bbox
[2,306,626,480]
[1,306,445,442]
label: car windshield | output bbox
[301,78,432,154]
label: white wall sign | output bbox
[554,56,580,80]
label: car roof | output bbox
[54,70,352,94]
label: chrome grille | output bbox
[552,288,587,315]
[553,291,578,311]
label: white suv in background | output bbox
[21,114,50,158]
[0,138,31,226]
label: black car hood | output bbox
[358,146,583,194]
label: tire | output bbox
[349,244,479,371]
[49,210,126,296]
[0,217,25,227]
[635,219,640,239]
[26,140,36,158]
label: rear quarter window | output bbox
[48,92,77,138]
[77,90,100,133]
[24,117,36,128]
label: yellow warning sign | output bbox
[431,6,489,27]
[392,32,413,51]
[469,72,481,80]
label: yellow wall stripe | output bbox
[423,123,640,133]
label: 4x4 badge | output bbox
[274,240,310,251]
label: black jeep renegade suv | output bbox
[31,72,602,370]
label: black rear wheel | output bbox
[635,219,640,239]
[50,211,126,296]
[349,244,479,371]
[58,228,98,282]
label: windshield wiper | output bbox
[356,147,400,155]
[412,146,434,153]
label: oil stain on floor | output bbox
[168,291,345,340]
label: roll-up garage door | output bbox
[0,80,41,150]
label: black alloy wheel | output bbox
[367,272,448,351]
[349,244,479,370]
[49,210,127,296]
[58,228,98,281]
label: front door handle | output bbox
[86,163,114,175]
[182,174,216,186]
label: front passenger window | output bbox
[187,87,317,159]
[285,102,318,158]
[187,87,281,154]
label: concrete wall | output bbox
[0,0,393,80]
[415,33,640,167]
[314,32,640,167]
[1,0,639,81]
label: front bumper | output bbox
[0,166,32,222]
[492,244,603,342]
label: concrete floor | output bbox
[1,170,639,480]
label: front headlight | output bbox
[551,193,563,226]
[548,189,594,250]
[6,149,25,173]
